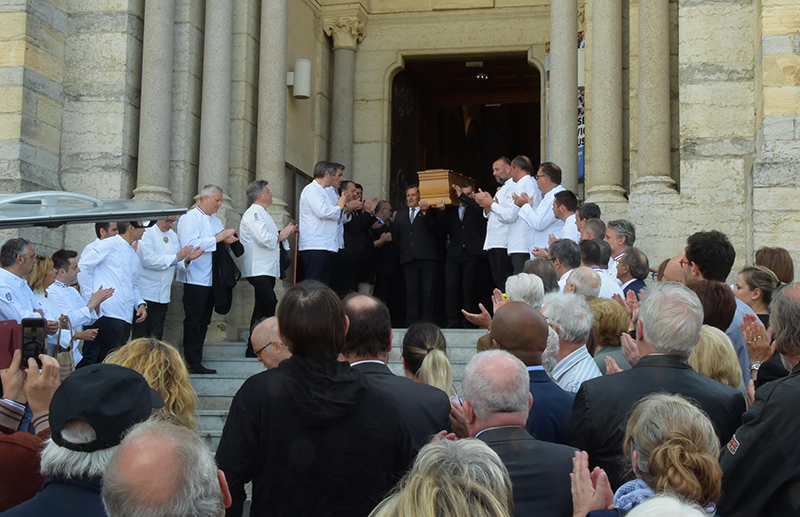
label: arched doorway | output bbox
[390,54,541,209]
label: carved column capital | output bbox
[323,17,367,49]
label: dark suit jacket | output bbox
[478,426,576,517]
[352,361,451,451]
[442,195,486,259]
[342,211,375,258]
[212,240,244,315]
[392,206,438,265]
[622,279,646,299]
[525,368,574,445]
[570,354,746,489]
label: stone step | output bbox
[196,409,229,432]
[202,358,264,376]
[195,394,235,411]
[190,374,249,396]
[199,429,222,452]
[203,342,250,359]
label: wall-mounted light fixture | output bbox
[287,59,311,99]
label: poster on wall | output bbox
[545,34,586,185]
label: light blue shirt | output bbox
[552,345,602,394]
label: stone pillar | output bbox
[633,0,675,193]
[586,0,627,205]
[197,0,233,200]
[134,0,176,203]
[323,15,367,170]
[549,0,579,192]
[257,0,290,224]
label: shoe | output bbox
[189,364,217,374]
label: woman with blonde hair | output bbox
[573,394,722,516]
[689,325,745,392]
[26,256,73,358]
[104,338,198,429]
[402,322,454,397]
[369,438,513,517]
[588,298,631,374]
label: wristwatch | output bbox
[750,361,762,372]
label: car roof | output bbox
[0,192,187,229]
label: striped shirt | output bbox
[552,345,602,394]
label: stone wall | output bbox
[753,0,800,265]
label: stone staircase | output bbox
[192,329,485,452]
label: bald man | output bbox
[102,419,231,517]
[662,252,687,283]
[251,317,291,369]
[489,302,574,444]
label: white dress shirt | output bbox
[592,267,625,299]
[561,214,580,243]
[558,269,574,294]
[77,235,145,323]
[483,181,513,250]
[239,203,287,278]
[298,180,344,252]
[0,268,42,322]
[137,225,188,303]
[177,206,223,287]
[78,238,102,304]
[489,175,542,255]
[519,184,566,249]
[610,252,624,285]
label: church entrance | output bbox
[390,55,541,209]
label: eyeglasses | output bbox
[534,174,547,179]
[254,341,280,357]
[679,259,691,268]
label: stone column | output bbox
[134,0,176,203]
[257,0,290,224]
[585,0,628,204]
[197,0,233,200]
[323,16,367,169]
[634,0,675,193]
[549,0,579,192]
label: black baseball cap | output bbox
[49,364,164,452]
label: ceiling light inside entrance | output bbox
[476,73,489,80]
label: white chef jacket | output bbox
[483,181,513,251]
[136,225,188,303]
[327,186,350,250]
[561,214,580,243]
[0,268,42,322]
[78,238,102,304]
[298,180,344,252]
[239,203,288,278]
[47,280,97,329]
[176,206,223,287]
[77,235,145,323]
[519,184,566,249]
[592,267,625,299]
[33,291,77,361]
[489,174,542,255]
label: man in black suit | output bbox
[489,302,574,444]
[617,246,649,299]
[340,293,451,451]
[443,182,487,328]
[461,349,576,517]
[392,185,439,325]
[570,281,746,490]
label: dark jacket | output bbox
[525,368,574,445]
[0,476,105,517]
[212,240,244,314]
[216,355,413,517]
[570,354,745,489]
[392,206,438,265]
[341,211,375,258]
[352,361,451,451]
[719,363,800,517]
[478,426,576,517]
[442,194,486,259]
[622,279,646,299]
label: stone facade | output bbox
[0,0,797,344]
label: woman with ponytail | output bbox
[401,322,456,400]
[572,393,722,516]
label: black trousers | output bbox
[300,250,333,286]
[182,284,214,367]
[445,253,479,327]
[246,276,277,353]
[77,316,131,368]
[488,248,514,290]
[510,253,530,276]
[404,259,436,325]
[131,300,169,340]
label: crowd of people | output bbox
[0,155,799,517]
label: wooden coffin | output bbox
[417,169,476,206]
